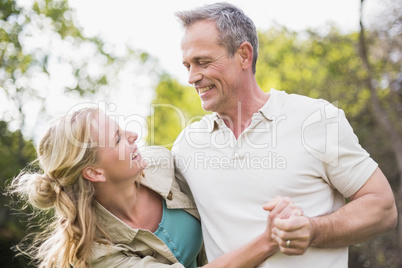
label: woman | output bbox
[9,107,301,267]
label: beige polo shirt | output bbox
[172,89,377,267]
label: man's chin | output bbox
[200,100,216,112]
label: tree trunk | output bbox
[359,0,402,249]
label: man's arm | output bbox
[271,167,397,255]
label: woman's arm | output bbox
[203,197,304,268]
[90,197,303,268]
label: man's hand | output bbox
[271,216,313,255]
[263,197,308,255]
[263,197,312,255]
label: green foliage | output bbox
[0,120,36,267]
[256,27,371,117]
[147,73,208,149]
[0,0,157,266]
[0,121,36,180]
[0,0,154,133]
[32,0,83,39]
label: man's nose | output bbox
[188,66,202,85]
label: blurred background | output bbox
[0,0,401,267]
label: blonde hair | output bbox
[9,107,111,268]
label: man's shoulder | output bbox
[181,113,215,132]
[172,114,214,152]
[271,89,334,114]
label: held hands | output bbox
[263,197,313,256]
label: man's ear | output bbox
[237,41,253,71]
[82,166,106,182]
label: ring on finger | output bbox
[286,240,291,248]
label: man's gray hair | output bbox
[175,2,259,74]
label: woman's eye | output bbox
[116,131,121,144]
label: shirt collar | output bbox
[142,168,173,200]
[258,88,284,121]
[206,88,283,132]
[95,200,137,244]
[207,113,220,133]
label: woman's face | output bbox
[94,112,146,182]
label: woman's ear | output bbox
[82,166,106,182]
[237,41,253,71]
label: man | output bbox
[172,2,397,267]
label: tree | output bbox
[0,1,158,266]
[0,0,157,139]
[358,0,402,263]
[0,121,36,267]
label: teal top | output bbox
[154,199,203,268]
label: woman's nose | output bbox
[126,131,138,144]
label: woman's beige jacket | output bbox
[89,146,206,267]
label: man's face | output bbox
[181,20,243,113]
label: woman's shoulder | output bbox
[140,146,200,219]
[141,146,174,182]
[141,146,172,158]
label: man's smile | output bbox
[198,85,214,94]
